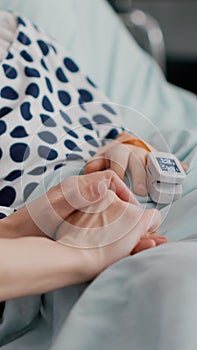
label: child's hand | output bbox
[84,133,188,196]
[131,234,168,255]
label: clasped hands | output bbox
[54,133,171,256]
[2,134,174,283]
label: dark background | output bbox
[108,0,197,94]
[132,0,197,94]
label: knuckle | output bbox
[104,169,117,178]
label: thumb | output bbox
[128,151,147,196]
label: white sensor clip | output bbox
[146,152,185,204]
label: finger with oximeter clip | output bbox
[146,152,186,204]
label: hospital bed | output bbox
[108,0,166,73]
[0,1,197,349]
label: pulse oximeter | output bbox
[146,152,185,204]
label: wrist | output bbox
[58,245,90,285]
[58,243,99,284]
[0,237,91,301]
[0,206,45,238]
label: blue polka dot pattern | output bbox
[42,96,54,112]
[58,91,71,106]
[28,166,47,175]
[63,57,79,72]
[79,117,93,130]
[38,131,57,144]
[0,15,122,214]
[106,129,119,140]
[0,186,16,206]
[40,58,48,71]
[23,183,38,201]
[20,102,32,120]
[63,126,79,139]
[78,89,93,103]
[86,76,97,88]
[54,163,65,170]
[79,103,86,112]
[59,110,72,124]
[93,114,112,124]
[10,126,28,138]
[66,153,83,161]
[0,120,7,135]
[25,83,39,98]
[0,107,13,118]
[56,68,68,83]
[45,77,53,93]
[2,64,17,79]
[38,146,58,160]
[18,16,26,27]
[1,86,19,100]
[25,66,40,77]
[17,32,31,45]
[102,103,117,115]
[10,143,30,162]
[89,150,96,157]
[37,40,49,56]
[33,23,39,32]
[4,170,23,181]
[50,44,57,54]
[6,52,13,59]
[0,213,6,219]
[64,140,82,152]
[84,135,99,148]
[20,50,33,62]
[40,114,57,127]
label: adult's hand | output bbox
[0,170,139,239]
[0,170,167,301]
[56,187,166,281]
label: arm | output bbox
[0,170,140,301]
[0,236,86,301]
[0,170,166,301]
[0,169,135,239]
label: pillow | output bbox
[1,0,197,138]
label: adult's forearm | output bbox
[0,206,45,238]
[0,188,66,239]
[0,237,86,301]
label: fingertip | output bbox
[131,238,156,255]
[182,163,189,171]
[156,236,168,244]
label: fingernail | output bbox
[136,183,147,195]
[156,236,168,243]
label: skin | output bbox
[84,135,188,196]
[0,168,166,301]
[84,134,188,252]
[2,132,182,300]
